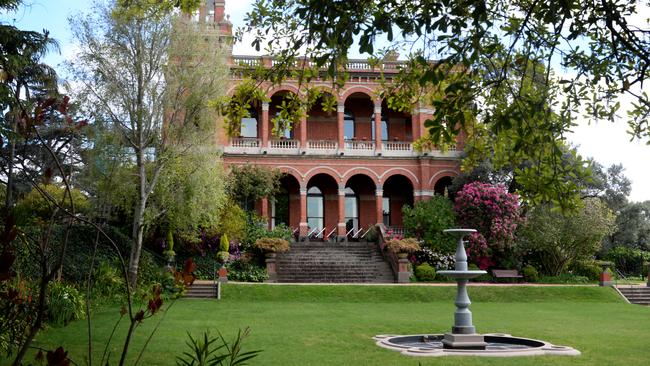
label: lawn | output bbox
[30,284,650,365]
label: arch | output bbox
[379,168,419,188]
[309,84,340,101]
[304,166,342,185]
[274,165,304,185]
[266,84,301,99]
[433,176,453,196]
[341,86,376,103]
[342,168,379,186]
[427,169,459,189]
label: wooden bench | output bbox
[492,269,524,281]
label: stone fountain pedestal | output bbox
[437,229,487,350]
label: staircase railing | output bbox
[614,268,636,287]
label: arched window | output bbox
[307,186,324,233]
[271,187,289,228]
[382,197,390,226]
[240,108,258,138]
[371,113,389,141]
[344,187,359,233]
[344,110,355,139]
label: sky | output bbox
[4,0,650,202]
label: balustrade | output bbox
[231,137,260,148]
[344,140,376,150]
[269,139,300,149]
[307,140,338,150]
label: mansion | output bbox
[204,1,463,241]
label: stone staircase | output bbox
[185,280,217,298]
[275,241,395,283]
[617,286,650,306]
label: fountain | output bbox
[374,228,580,357]
[437,229,487,349]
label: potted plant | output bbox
[386,238,421,258]
[254,237,290,258]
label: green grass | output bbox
[28,284,650,365]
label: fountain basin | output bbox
[374,333,580,357]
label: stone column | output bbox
[299,187,308,240]
[265,254,277,282]
[374,103,382,152]
[375,186,384,225]
[397,258,411,283]
[261,102,269,148]
[337,104,345,151]
[411,110,419,141]
[337,186,346,242]
[299,115,307,148]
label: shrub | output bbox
[521,265,539,283]
[386,238,421,254]
[454,182,522,269]
[605,246,650,277]
[92,261,125,301]
[253,238,290,253]
[518,199,616,276]
[227,260,269,282]
[570,261,602,281]
[219,234,230,253]
[402,197,457,253]
[415,264,436,281]
[47,282,85,327]
[243,216,293,250]
[413,248,455,270]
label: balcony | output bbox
[224,139,460,158]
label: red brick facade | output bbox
[210,1,462,240]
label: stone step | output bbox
[275,241,395,283]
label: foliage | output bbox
[242,216,292,249]
[569,261,602,281]
[14,184,90,225]
[411,248,454,270]
[386,238,420,254]
[150,145,227,244]
[219,234,230,254]
[0,278,38,358]
[454,182,522,269]
[604,246,650,277]
[227,165,280,211]
[217,79,268,138]
[401,197,456,253]
[518,198,616,276]
[253,238,289,253]
[226,260,268,283]
[537,274,592,284]
[583,163,632,212]
[414,264,436,282]
[69,2,228,287]
[606,200,650,251]
[46,282,85,327]
[92,260,125,302]
[245,0,650,212]
[521,265,539,283]
[216,251,230,264]
[176,327,261,366]
[217,201,247,242]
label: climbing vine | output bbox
[217,79,268,138]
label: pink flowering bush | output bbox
[454,182,522,269]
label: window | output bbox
[371,113,389,141]
[344,187,359,233]
[344,110,355,139]
[382,197,390,227]
[240,108,258,137]
[307,186,324,234]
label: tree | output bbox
[69,2,228,287]
[244,0,650,209]
[226,164,280,212]
[518,198,616,275]
[607,201,650,251]
[582,162,632,212]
